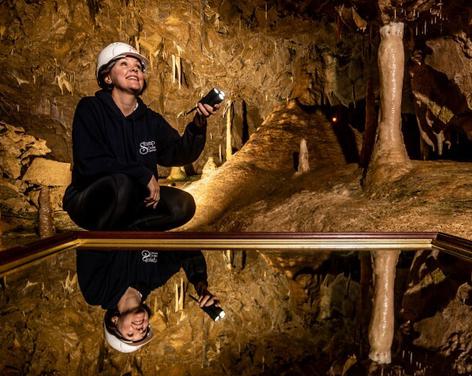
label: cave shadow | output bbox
[307,101,365,164]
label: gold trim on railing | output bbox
[1,231,471,277]
[80,237,433,251]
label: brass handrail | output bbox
[1,231,471,277]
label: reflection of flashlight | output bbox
[186,88,225,115]
[331,116,337,123]
[189,295,226,321]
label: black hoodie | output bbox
[77,249,208,309]
[70,90,206,190]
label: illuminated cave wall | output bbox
[0,0,472,233]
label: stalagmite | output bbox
[294,138,310,176]
[168,166,187,181]
[365,22,411,187]
[38,186,54,238]
[225,101,233,162]
[178,101,346,231]
[368,250,400,364]
[201,157,217,179]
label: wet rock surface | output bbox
[0,248,363,375]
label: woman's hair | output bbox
[97,62,116,91]
[97,60,148,95]
[104,303,152,339]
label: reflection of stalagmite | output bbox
[38,187,55,238]
[223,250,233,270]
[226,101,233,162]
[295,138,310,176]
[368,250,400,364]
[365,22,411,187]
[175,278,185,312]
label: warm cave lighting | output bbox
[331,116,337,123]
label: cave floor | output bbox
[1,159,472,375]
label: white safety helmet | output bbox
[103,322,154,353]
[96,42,149,85]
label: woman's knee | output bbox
[164,188,196,224]
[178,192,196,222]
[66,174,141,230]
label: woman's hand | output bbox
[145,175,160,209]
[196,102,220,118]
[194,103,220,128]
[198,291,218,308]
[195,281,218,307]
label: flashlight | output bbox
[189,294,225,321]
[186,88,225,115]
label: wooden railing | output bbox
[1,231,471,277]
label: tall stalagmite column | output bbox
[365,22,411,187]
[368,250,400,364]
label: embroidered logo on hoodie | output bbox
[142,250,158,263]
[139,141,156,155]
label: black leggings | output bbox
[63,174,196,231]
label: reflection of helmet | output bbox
[103,322,154,353]
[96,42,149,81]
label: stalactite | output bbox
[176,55,182,89]
[86,0,102,22]
[368,250,400,364]
[171,54,176,84]
[38,186,54,239]
[171,53,183,88]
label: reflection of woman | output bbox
[63,42,218,352]
[78,249,211,352]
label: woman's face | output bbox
[106,56,145,95]
[114,308,150,341]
